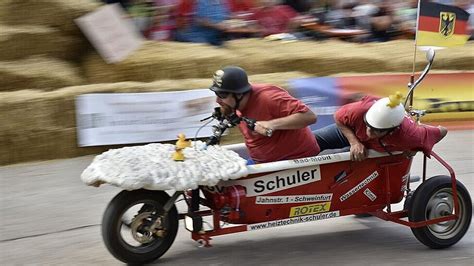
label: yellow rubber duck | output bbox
[387,91,403,108]
[172,133,191,161]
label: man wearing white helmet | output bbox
[315,93,448,161]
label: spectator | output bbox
[353,0,378,31]
[127,0,156,33]
[227,0,255,13]
[251,0,299,37]
[283,0,311,13]
[369,1,394,42]
[392,0,418,39]
[145,2,178,40]
[226,0,256,22]
[455,0,474,39]
[321,1,359,30]
[174,0,196,40]
[175,0,230,46]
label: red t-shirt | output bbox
[237,84,320,163]
[334,96,442,156]
[227,0,254,13]
[251,5,297,36]
[176,0,195,16]
[175,0,195,28]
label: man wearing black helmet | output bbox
[210,66,320,163]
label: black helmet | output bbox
[209,66,251,94]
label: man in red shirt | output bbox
[209,66,320,163]
[227,0,255,13]
[251,0,299,36]
[315,93,448,161]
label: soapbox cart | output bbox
[85,50,472,264]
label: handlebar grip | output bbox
[242,117,256,131]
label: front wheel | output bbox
[409,175,472,249]
[102,189,179,264]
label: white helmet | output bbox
[365,92,406,130]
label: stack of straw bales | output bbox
[0,72,309,164]
[0,56,85,91]
[83,39,474,84]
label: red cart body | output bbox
[202,153,411,225]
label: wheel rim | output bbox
[425,188,467,239]
[117,200,169,252]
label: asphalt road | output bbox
[1,130,473,265]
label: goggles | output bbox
[214,91,231,99]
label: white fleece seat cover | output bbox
[81,141,248,191]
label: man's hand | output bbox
[335,121,366,161]
[255,121,273,137]
[350,142,367,161]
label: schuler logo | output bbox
[217,166,322,197]
[205,166,321,197]
[253,166,321,196]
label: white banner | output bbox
[75,3,143,64]
[75,90,217,147]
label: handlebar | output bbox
[204,108,256,146]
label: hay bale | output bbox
[0,71,309,165]
[358,40,474,72]
[83,39,473,84]
[225,39,388,76]
[83,39,387,83]
[0,56,85,91]
[83,41,242,83]
[0,25,88,61]
[0,128,111,165]
[0,0,101,36]
[0,71,308,130]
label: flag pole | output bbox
[409,0,422,109]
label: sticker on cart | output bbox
[247,211,340,231]
[363,188,377,201]
[206,165,321,197]
[289,202,331,217]
[255,194,333,204]
[340,171,379,202]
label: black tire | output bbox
[409,175,472,249]
[102,189,178,264]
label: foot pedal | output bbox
[185,213,203,232]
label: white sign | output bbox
[206,165,321,197]
[75,90,217,146]
[363,188,377,201]
[255,194,332,204]
[340,171,379,202]
[247,211,339,231]
[75,3,143,63]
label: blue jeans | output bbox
[314,124,350,152]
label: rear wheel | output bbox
[409,175,472,249]
[102,189,179,264]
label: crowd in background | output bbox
[102,0,474,46]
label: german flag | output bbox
[417,1,470,48]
